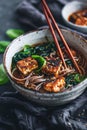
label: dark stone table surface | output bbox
[0,0,24,94]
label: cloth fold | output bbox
[0,0,87,130]
[0,91,87,130]
[16,0,87,38]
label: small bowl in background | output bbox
[62,1,87,33]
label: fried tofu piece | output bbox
[44,77,65,92]
[17,57,38,75]
[42,60,62,77]
[75,17,87,26]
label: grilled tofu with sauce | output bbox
[17,57,38,75]
[42,59,62,77]
[44,77,65,92]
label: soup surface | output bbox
[68,9,87,26]
[11,41,87,93]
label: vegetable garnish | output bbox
[12,51,29,64]
[0,41,10,53]
[32,55,46,72]
[12,45,34,64]
[6,29,24,39]
[65,73,85,88]
[74,74,85,83]
[0,64,9,85]
[12,42,56,64]
[23,45,34,55]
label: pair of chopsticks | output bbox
[41,0,81,74]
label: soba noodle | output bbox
[11,41,87,93]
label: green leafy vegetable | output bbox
[12,45,34,64]
[32,55,46,71]
[12,42,57,65]
[12,51,29,64]
[0,64,9,85]
[74,74,85,83]
[0,41,10,53]
[6,29,24,39]
[65,73,86,88]
[33,42,56,57]
[23,45,34,54]
[66,59,73,66]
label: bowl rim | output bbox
[3,28,87,97]
[61,1,87,28]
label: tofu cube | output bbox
[17,57,38,75]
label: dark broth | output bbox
[11,41,87,93]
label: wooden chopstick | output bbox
[42,0,82,74]
[42,5,67,68]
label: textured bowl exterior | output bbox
[62,1,87,33]
[3,28,87,106]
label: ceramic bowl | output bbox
[3,28,87,106]
[62,1,87,33]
